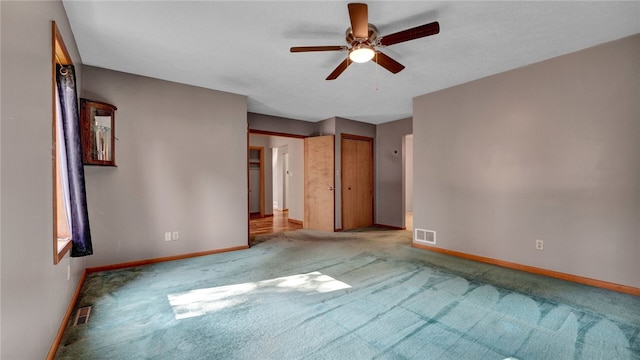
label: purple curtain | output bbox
[56,64,93,257]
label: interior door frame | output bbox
[340,133,374,230]
[249,131,307,218]
[248,129,307,243]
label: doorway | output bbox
[249,131,306,237]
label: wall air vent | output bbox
[73,306,92,326]
[414,228,436,245]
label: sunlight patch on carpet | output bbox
[167,271,351,319]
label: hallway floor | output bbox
[249,209,302,237]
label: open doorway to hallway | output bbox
[249,132,304,236]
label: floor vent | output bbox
[415,228,436,245]
[73,306,92,326]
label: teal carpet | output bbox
[56,229,640,359]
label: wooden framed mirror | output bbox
[80,98,117,166]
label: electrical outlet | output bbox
[535,239,544,251]
[164,232,172,241]
[172,231,179,241]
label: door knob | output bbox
[329,186,334,191]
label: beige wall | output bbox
[413,34,640,288]
[1,1,86,359]
[81,66,248,268]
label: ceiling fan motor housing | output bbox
[346,24,379,46]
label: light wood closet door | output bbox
[304,135,335,231]
[342,136,373,230]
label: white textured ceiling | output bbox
[62,1,640,124]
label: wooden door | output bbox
[248,146,264,217]
[342,136,373,230]
[304,135,335,231]
[249,167,261,213]
[342,138,358,230]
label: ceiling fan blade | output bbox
[372,52,405,74]
[290,46,348,53]
[378,21,440,46]
[348,3,369,39]
[326,58,352,80]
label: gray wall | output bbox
[316,117,336,137]
[413,34,640,288]
[81,66,248,268]
[1,2,86,359]
[249,112,317,137]
[375,118,412,228]
[405,134,413,213]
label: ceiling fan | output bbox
[290,3,440,80]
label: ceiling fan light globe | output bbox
[349,46,375,63]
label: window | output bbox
[52,21,72,264]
